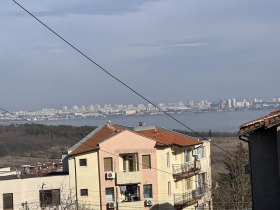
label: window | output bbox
[197,173,206,189]
[197,146,205,159]
[80,189,88,196]
[174,152,177,161]
[105,188,114,202]
[187,178,192,190]
[121,184,140,202]
[121,154,139,172]
[168,181,171,196]
[166,152,170,167]
[79,159,87,166]
[3,193,13,210]
[143,184,153,198]
[104,157,113,171]
[185,149,191,162]
[39,189,60,207]
[142,155,151,169]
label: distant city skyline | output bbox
[3,96,280,113]
[1,0,280,110]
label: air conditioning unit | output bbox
[107,201,116,209]
[106,171,115,179]
[145,198,154,206]
[192,149,198,156]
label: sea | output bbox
[6,108,275,132]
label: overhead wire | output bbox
[0,107,212,190]
[10,0,240,161]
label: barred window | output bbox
[39,189,60,207]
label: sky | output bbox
[1,0,280,110]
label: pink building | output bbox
[68,122,212,210]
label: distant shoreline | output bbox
[0,108,276,132]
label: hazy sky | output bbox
[1,0,279,110]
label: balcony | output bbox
[172,161,201,180]
[116,171,142,185]
[174,187,205,208]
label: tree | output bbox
[213,143,252,209]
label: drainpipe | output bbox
[239,134,254,210]
[74,157,79,210]
[97,149,103,210]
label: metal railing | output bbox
[173,160,201,175]
[174,187,205,206]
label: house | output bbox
[239,109,280,210]
[68,122,212,210]
[0,172,70,210]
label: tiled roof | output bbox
[70,124,124,155]
[70,123,202,155]
[136,128,201,147]
[239,109,280,135]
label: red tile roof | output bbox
[70,123,201,155]
[70,124,124,155]
[136,128,201,147]
[239,109,280,135]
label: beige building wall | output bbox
[0,175,69,210]
[68,152,101,209]
[156,147,176,209]
[156,141,212,210]
[98,130,159,210]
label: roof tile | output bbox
[239,109,280,135]
[70,123,202,155]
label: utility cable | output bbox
[10,0,240,161]
[0,107,213,189]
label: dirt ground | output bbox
[210,136,248,179]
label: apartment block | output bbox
[68,122,212,210]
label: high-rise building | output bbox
[227,99,232,108]
[232,98,236,108]
[220,100,226,109]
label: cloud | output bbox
[6,0,162,17]
[167,42,211,47]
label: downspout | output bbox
[74,157,79,210]
[239,133,254,210]
[97,149,103,210]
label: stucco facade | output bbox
[68,123,212,210]
[0,174,69,210]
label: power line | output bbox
[10,1,239,161]
[0,107,212,189]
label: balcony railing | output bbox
[173,161,201,179]
[174,187,205,207]
[116,171,142,185]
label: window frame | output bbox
[143,184,153,198]
[39,189,60,207]
[104,157,113,172]
[166,152,170,168]
[80,189,88,196]
[197,146,205,159]
[168,181,171,196]
[185,149,191,162]
[79,158,87,166]
[105,187,115,202]
[142,155,151,169]
[3,193,13,210]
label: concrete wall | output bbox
[68,152,101,209]
[0,175,69,210]
[250,127,280,210]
